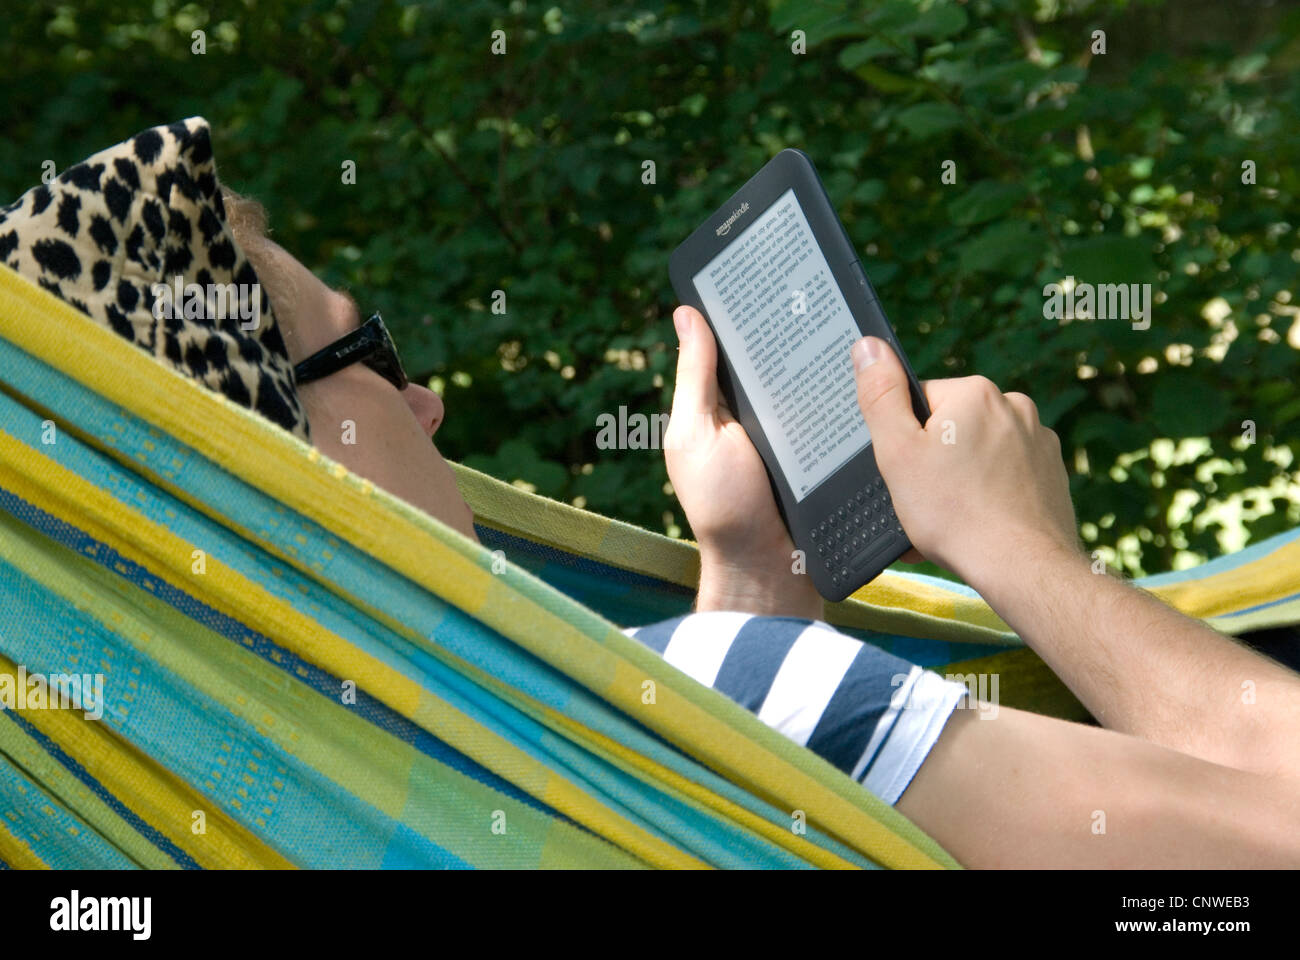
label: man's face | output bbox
[243,234,478,542]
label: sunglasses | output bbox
[292,312,409,392]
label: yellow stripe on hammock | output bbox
[0,263,957,870]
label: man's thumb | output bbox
[670,306,718,418]
[851,336,918,446]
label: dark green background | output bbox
[4,0,1297,577]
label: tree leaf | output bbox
[895,4,968,39]
[1149,373,1232,437]
[894,102,964,138]
[1037,385,1088,427]
[839,37,900,69]
[947,181,1028,226]
[958,220,1041,274]
[1060,235,1157,285]
[853,62,922,93]
[1071,412,1152,456]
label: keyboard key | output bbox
[850,536,894,574]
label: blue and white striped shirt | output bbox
[624,612,968,805]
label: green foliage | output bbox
[3,0,1297,576]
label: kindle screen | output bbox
[693,188,870,502]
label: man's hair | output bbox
[216,186,314,360]
[221,186,271,249]
[220,186,360,333]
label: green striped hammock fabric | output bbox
[0,264,1296,869]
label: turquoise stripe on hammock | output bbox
[0,549,475,869]
[0,749,137,870]
[0,707,198,869]
[0,347,876,868]
[0,334,998,667]
[0,408,860,867]
[0,702,197,868]
[0,344,882,866]
[0,477,571,829]
[0,498,813,869]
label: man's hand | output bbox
[665,306,822,619]
[852,334,1300,782]
[850,335,1082,590]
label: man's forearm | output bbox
[968,539,1300,780]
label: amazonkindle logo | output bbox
[715,201,750,236]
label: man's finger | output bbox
[851,336,922,450]
[916,374,1006,429]
[670,306,719,418]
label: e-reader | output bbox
[669,148,930,602]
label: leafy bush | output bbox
[3,0,1296,577]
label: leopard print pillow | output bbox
[0,117,309,439]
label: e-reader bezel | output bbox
[668,148,931,601]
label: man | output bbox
[227,194,1300,867]
[7,119,1298,867]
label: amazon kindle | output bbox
[669,149,930,601]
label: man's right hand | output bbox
[849,335,1082,589]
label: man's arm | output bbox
[663,308,1300,866]
[850,333,1300,783]
[896,702,1300,868]
[966,539,1300,781]
[850,326,1300,866]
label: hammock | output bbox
[0,264,1296,870]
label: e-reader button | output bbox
[850,260,874,299]
[849,534,895,574]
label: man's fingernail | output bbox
[852,336,881,372]
[673,307,691,341]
